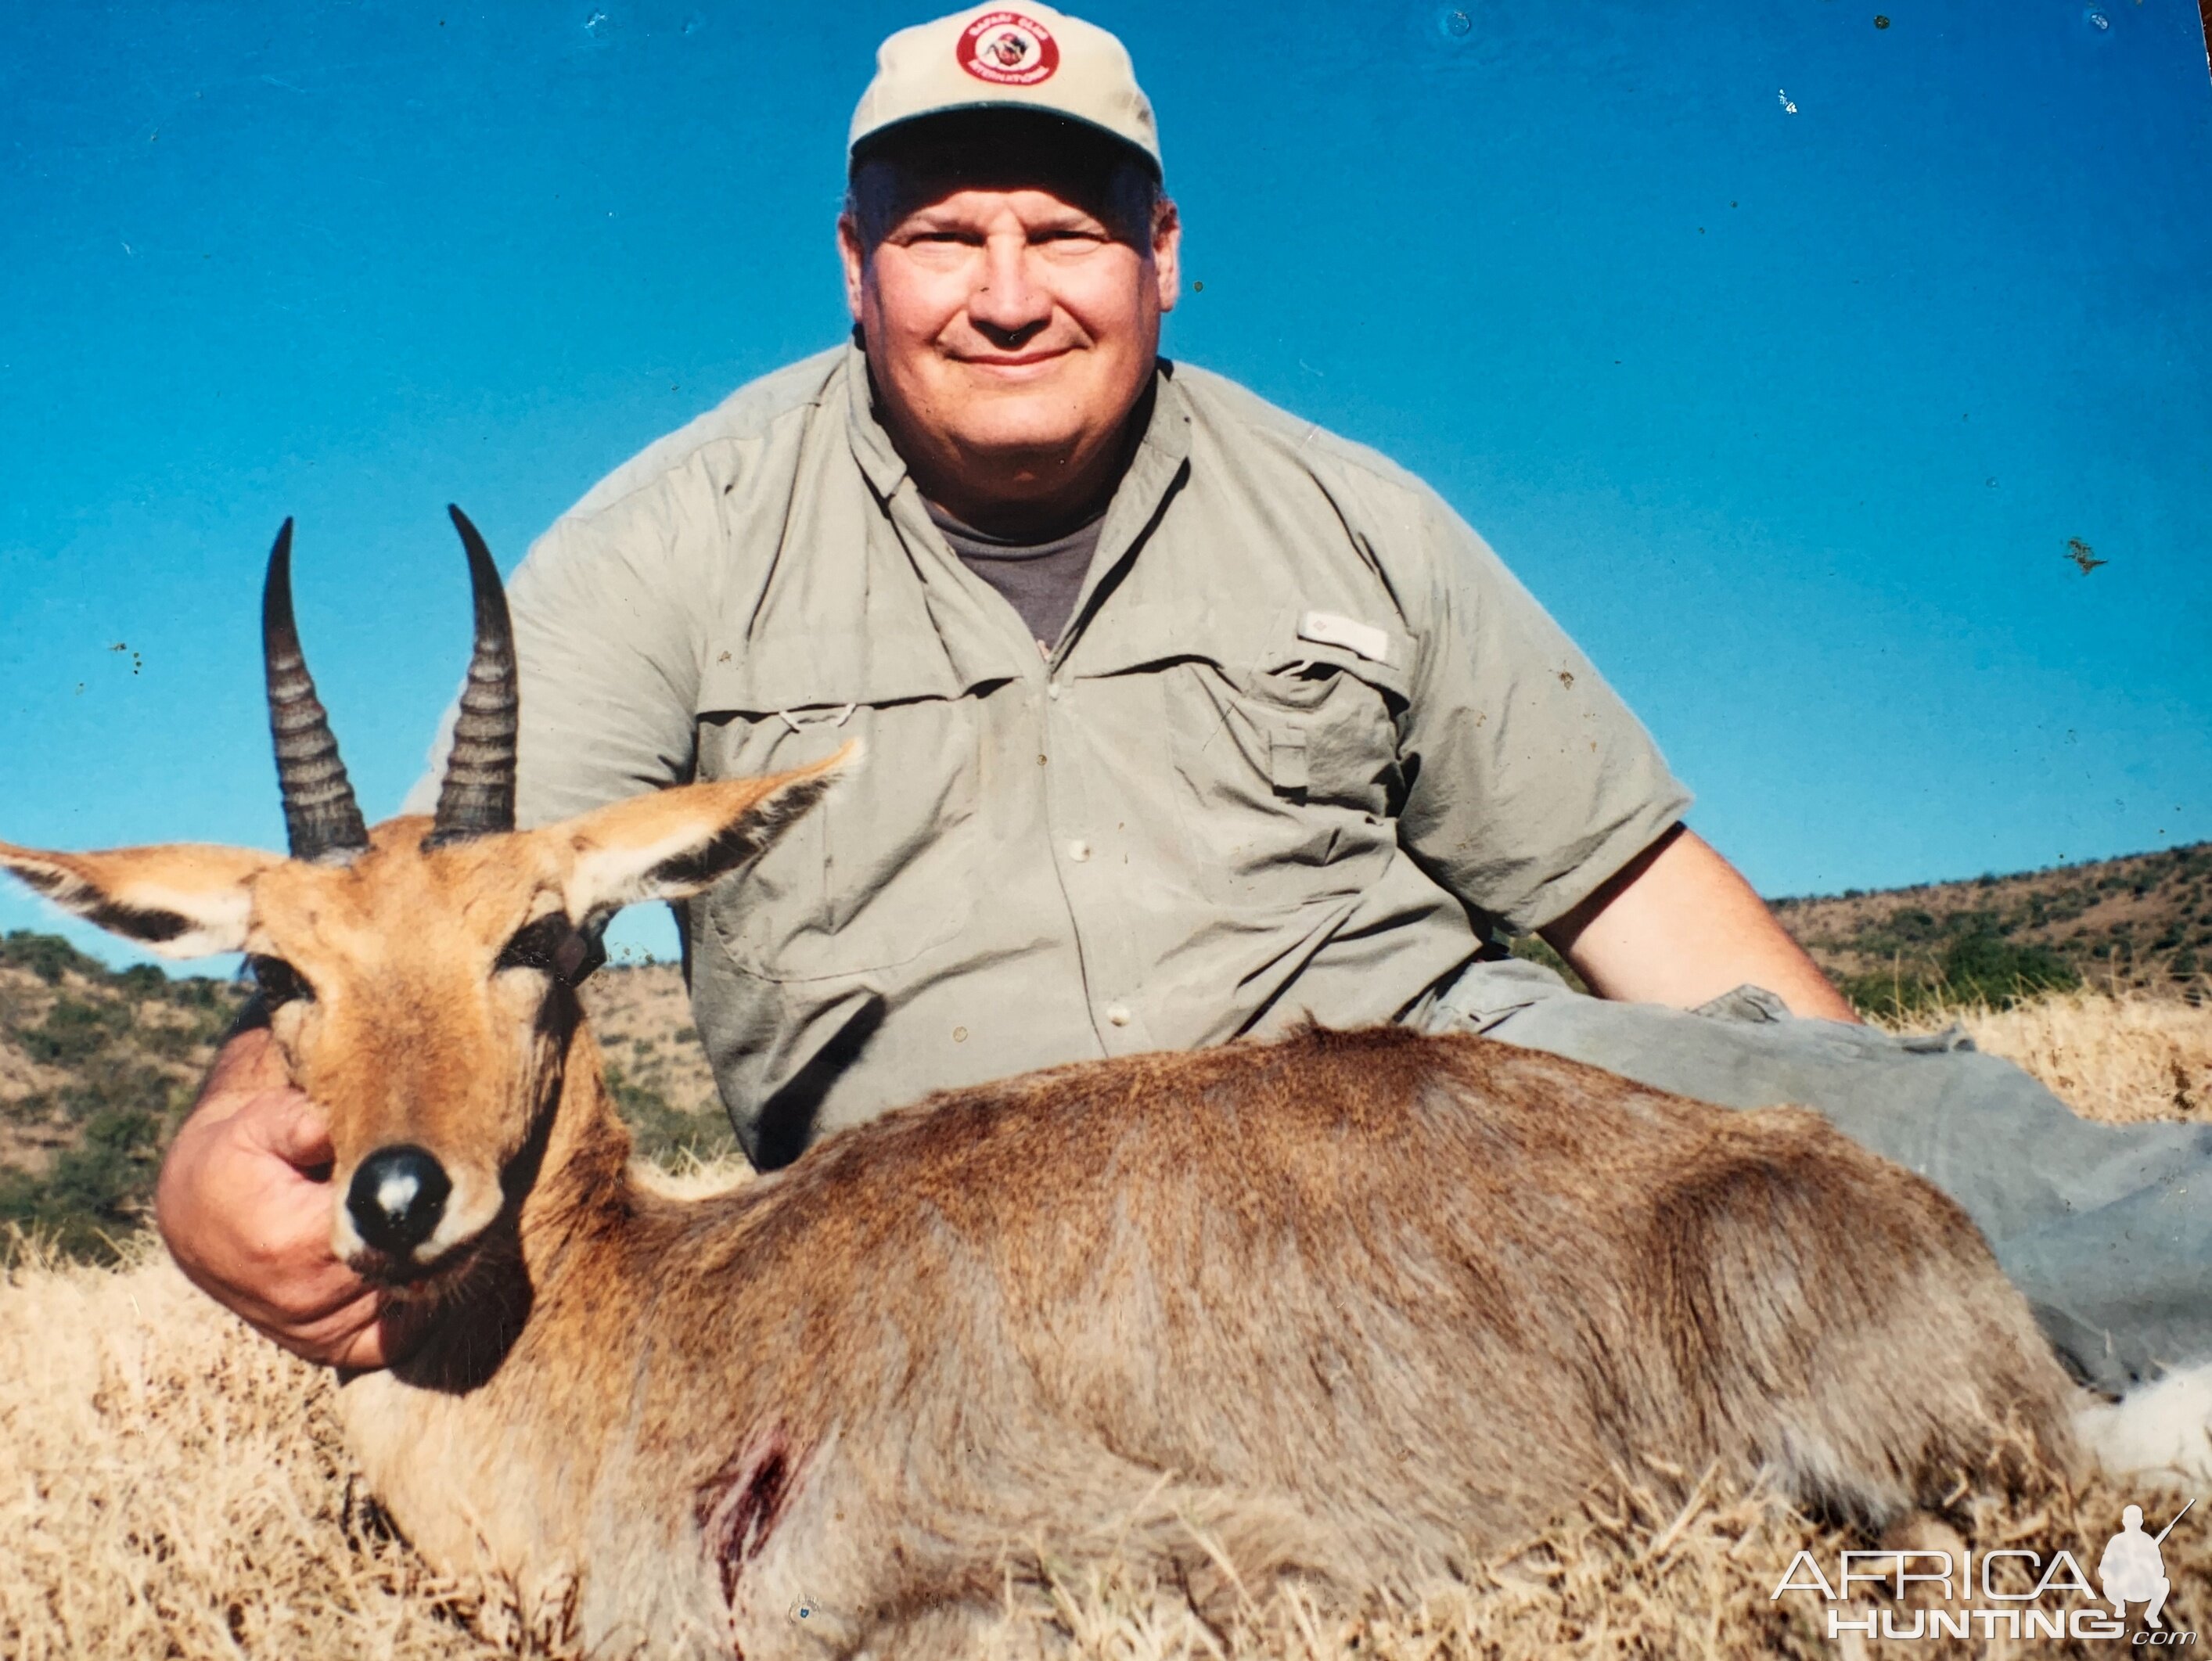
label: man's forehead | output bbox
[849,141,1152,247]
[896,185,1109,226]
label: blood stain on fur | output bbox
[698,1437,797,1605]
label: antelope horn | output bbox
[263,519,371,865]
[424,505,518,849]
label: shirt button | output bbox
[1047,682,1062,701]
[1106,1004,1131,1026]
[1068,839,1092,862]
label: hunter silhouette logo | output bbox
[1771,1498,2199,1643]
[957,11,1059,84]
[2102,1500,2193,1632]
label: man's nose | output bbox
[966,236,1052,343]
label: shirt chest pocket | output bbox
[1234,655,1403,815]
[693,653,981,984]
[1153,630,1410,910]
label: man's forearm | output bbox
[1539,825,1860,1023]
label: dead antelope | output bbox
[2,510,2081,1659]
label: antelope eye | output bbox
[496,913,607,985]
[249,955,311,1006]
[497,914,578,977]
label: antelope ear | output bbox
[0,840,282,958]
[560,742,855,919]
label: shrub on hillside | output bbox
[0,933,243,1263]
[0,929,108,986]
[21,997,133,1066]
[1845,929,2081,1019]
[0,1106,162,1261]
[604,1063,739,1166]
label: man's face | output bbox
[839,156,1180,519]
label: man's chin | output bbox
[937,412,1110,484]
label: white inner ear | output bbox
[567,775,841,919]
[127,883,257,958]
[561,751,851,922]
[568,815,743,915]
[1,857,256,958]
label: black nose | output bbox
[347,1145,451,1258]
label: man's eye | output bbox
[250,955,311,1006]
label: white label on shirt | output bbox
[1297,609,1390,665]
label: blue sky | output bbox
[4,0,2209,973]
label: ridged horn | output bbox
[424,505,518,849]
[263,518,371,865]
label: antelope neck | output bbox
[516,1021,638,1261]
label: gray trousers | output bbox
[1412,958,2212,1397]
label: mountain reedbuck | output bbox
[2,511,2081,1659]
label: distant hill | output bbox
[3,838,2207,1257]
[0,940,728,1260]
[0,932,239,1259]
[1772,841,2211,1013]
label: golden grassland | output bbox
[4,992,2210,1659]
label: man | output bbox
[157,5,2212,1423]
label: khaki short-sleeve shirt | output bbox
[409,344,1690,1167]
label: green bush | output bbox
[0,930,106,987]
[0,936,243,1264]
[20,998,131,1066]
[1885,908,1940,944]
[1844,929,2080,1019]
[1941,930,2079,1001]
[56,1064,190,1125]
[1507,935,1588,994]
[603,1064,738,1166]
[0,1106,162,1263]
[165,976,239,1012]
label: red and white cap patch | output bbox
[956,12,1060,86]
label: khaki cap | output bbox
[849,5,1162,177]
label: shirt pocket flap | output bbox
[1073,601,1411,702]
[1250,627,1412,710]
[696,631,964,718]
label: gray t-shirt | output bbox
[408,344,1692,1167]
[926,502,1102,653]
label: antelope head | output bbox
[1,509,843,1284]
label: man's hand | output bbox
[1540,825,1861,1023]
[154,1026,396,1368]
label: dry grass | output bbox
[5,990,2209,1659]
[1935,988,2212,1126]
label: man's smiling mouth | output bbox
[952,347,1074,370]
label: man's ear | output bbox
[560,742,856,921]
[837,211,869,324]
[0,840,282,958]
[1152,195,1182,314]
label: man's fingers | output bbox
[254,1090,336,1172]
[154,1029,414,1370]
[247,1278,418,1372]
[175,1241,358,1328]
[242,1285,391,1369]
